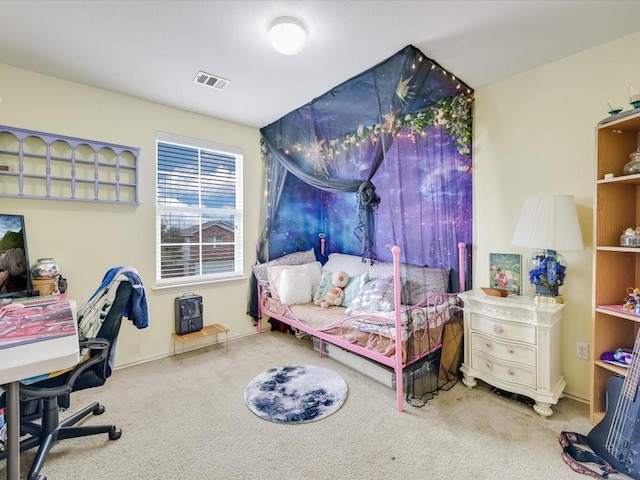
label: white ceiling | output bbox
[1,1,640,129]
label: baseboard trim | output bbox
[561,391,589,405]
[113,329,258,371]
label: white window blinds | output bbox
[156,132,243,285]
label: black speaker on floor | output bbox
[175,294,203,335]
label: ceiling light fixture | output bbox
[268,16,307,55]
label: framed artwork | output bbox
[489,253,522,295]
[0,213,32,299]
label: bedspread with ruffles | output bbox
[261,293,457,361]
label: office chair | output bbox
[0,281,135,480]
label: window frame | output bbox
[155,131,244,287]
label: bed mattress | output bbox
[262,296,449,360]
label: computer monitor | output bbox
[0,213,34,299]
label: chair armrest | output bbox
[19,381,72,400]
[80,338,109,351]
[19,338,110,400]
[63,337,110,386]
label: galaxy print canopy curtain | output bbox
[257,45,473,291]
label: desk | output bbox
[0,300,79,480]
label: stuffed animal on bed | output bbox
[314,270,349,308]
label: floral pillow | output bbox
[345,276,395,315]
[253,248,316,288]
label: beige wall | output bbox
[474,30,640,401]
[0,63,262,367]
[5,29,640,401]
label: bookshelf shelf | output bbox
[0,125,140,204]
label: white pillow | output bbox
[267,262,322,300]
[322,253,370,277]
[279,269,313,305]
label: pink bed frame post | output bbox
[391,243,465,412]
[391,246,403,412]
[256,280,263,334]
[256,239,264,335]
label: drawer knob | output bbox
[486,341,493,348]
[493,324,504,335]
[508,348,515,354]
[486,361,493,369]
[508,369,515,376]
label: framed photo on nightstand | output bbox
[489,253,522,295]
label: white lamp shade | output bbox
[269,17,307,55]
[511,194,584,251]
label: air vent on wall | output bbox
[193,71,230,90]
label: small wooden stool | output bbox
[171,323,229,363]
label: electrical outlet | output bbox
[576,342,589,360]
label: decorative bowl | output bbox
[481,287,509,297]
[31,258,59,278]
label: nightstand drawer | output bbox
[471,332,536,367]
[472,351,536,389]
[471,314,536,345]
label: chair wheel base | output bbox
[93,404,106,415]
[109,426,122,440]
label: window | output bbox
[156,132,243,285]
[208,236,224,248]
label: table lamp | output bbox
[511,194,584,299]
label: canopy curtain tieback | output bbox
[355,180,380,263]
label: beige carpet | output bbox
[2,330,594,479]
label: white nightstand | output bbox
[459,290,566,417]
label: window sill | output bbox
[152,275,247,294]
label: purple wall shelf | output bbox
[0,125,140,205]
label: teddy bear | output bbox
[624,286,640,311]
[314,270,349,308]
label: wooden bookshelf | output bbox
[591,109,640,424]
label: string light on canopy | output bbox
[257,45,473,289]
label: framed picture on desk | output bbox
[489,252,522,295]
[0,213,33,299]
